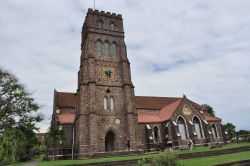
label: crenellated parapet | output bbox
[87,8,122,19]
[81,8,124,50]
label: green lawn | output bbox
[38,153,154,166]
[174,142,250,155]
[4,161,28,166]
[179,151,250,166]
[4,156,43,166]
[37,142,250,166]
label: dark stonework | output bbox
[74,9,140,158]
[48,8,226,160]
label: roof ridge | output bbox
[57,91,76,94]
[136,96,182,99]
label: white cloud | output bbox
[1,0,250,132]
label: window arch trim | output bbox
[95,40,102,56]
[176,115,189,139]
[111,42,117,57]
[103,41,110,56]
[153,125,161,143]
[211,124,218,138]
[96,20,103,28]
[192,115,204,138]
[110,22,115,30]
[110,96,114,111]
[103,96,108,110]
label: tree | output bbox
[0,128,27,161]
[236,130,250,142]
[225,123,236,141]
[0,68,42,161]
[45,125,65,160]
[202,104,215,117]
[0,68,42,130]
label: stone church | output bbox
[50,9,226,159]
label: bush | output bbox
[138,154,182,166]
[33,144,46,156]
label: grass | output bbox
[174,142,250,155]
[179,151,250,166]
[38,153,155,166]
[4,161,29,166]
[4,156,43,166]
[38,142,250,166]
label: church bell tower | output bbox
[74,9,140,158]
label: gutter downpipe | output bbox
[72,125,75,159]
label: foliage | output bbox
[45,125,65,160]
[236,130,250,142]
[0,68,42,161]
[33,144,47,156]
[0,128,27,161]
[138,154,181,166]
[202,104,215,117]
[237,130,250,135]
[225,123,236,140]
[0,68,42,130]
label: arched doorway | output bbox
[105,131,116,152]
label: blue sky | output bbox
[1,0,250,132]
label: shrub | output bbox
[138,154,182,166]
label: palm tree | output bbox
[45,125,65,160]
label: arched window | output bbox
[153,126,160,143]
[96,41,102,56]
[110,23,115,30]
[177,117,187,139]
[103,42,109,56]
[193,116,203,139]
[110,97,114,111]
[211,124,218,138]
[111,43,117,57]
[103,97,107,110]
[97,20,102,28]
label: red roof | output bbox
[135,96,181,110]
[54,92,221,124]
[138,99,182,123]
[57,113,75,124]
[138,114,161,123]
[204,115,221,121]
[56,92,76,108]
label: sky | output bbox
[1,0,250,132]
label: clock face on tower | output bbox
[102,67,115,80]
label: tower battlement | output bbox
[87,8,122,19]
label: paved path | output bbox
[23,160,42,166]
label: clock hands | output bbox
[104,70,113,78]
